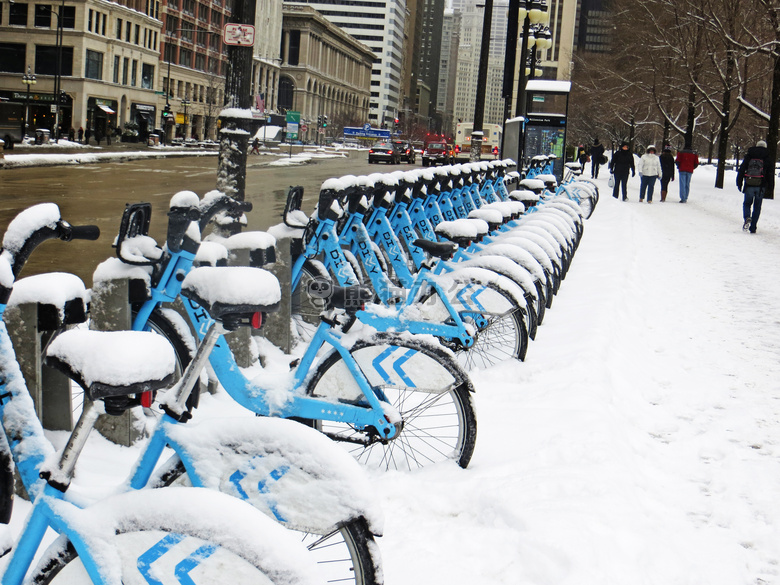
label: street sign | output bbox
[286,111,300,140]
[300,124,308,133]
[223,24,255,46]
[154,91,167,96]
[343,126,391,140]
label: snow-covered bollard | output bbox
[4,272,88,432]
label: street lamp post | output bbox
[22,66,37,140]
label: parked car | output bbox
[393,140,416,163]
[422,142,453,166]
[368,141,399,164]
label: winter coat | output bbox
[675,150,699,173]
[736,145,775,192]
[609,149,635,176]
[590,142,605,164]
[659,152,675,180]
[638,153,661,177]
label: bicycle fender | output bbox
[163,417,384,536]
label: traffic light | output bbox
[59,91,68,104]
[317,115,322,126]
[394,117,399,125]
[322,115,328,128]
[162,104,172,123]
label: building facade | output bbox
[285,0,406,126]
[279,4,373,142]
[0,0,163,142]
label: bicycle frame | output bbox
[132,245,400,439]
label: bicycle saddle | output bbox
[45,330,176,402]
[411,238,457,261]
[180,266,281,330]
[435,218,490,248]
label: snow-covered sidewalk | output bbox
[4,163,780,584]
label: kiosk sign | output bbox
[223,24,255,46]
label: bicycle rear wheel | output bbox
[305,335,477,470]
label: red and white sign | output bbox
[300,124,308,133]
[223,24,255,46]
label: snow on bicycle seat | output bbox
[468,208,504,230]
[194,240,229,267]
[509,189,540,203]
[45,329,175,400]
[224,231,277,267]
[435,218,490,247]
[519,178,546,192]
[181,266,281,325]
[484,200,525,219]
[7,272,88,328]
[412,238,457,260]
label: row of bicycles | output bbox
[0,156,597,584]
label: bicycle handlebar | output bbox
[198,196,252,232]
[8,221,100,278]
[65,224,101,242]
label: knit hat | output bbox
[757,140,767,148]
[647,145,656,153]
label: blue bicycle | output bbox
[0,203,317,585]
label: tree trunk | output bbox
[684,83,696,150]
[765,53,780,200]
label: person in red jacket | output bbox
[675,147,699,203]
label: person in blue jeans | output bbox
[675,148,699,202]
[638,145,661,203]
[736,139,774,234]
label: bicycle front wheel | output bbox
[305,335,477,470]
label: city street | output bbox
[0,149,418,284]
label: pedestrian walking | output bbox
[250,137,260,155]
[609,142,635,200]
[638,145,662,203]
[68,127,75,142]
[736,139,773,234]
[106,125,113,145]
[577,145,589,168]
[77,127,84,143]
[659,146,675,201]
[674,147,699,203]
[590,138,605,179]
[84,128,91,145]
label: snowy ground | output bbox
[4,162,780,584]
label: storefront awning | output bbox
[98,104,115,114]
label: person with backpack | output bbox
[736,139,774,234]
[659,146,675,202]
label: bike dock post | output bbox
[3,274,88,432]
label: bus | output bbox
[454,122,503,160]
[0,100,24,149]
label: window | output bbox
[122,57,129,84]
[34,45,74,75]
[61,6,75,28]
[101,13,106,35]
[125,21,131,42]
[131,59,137,85]
[9,3,28,26]
[288,30,300,66]
[181,26,193,43]
[166,15,179,32]
[35,5,52,27]
[195,53,205,71]
[85,49,103,79]
[179,48,192,68]
[134,24,140,44]
[116,18,123,39]
[197,27,206,46]
[0,43,26,73]
[153,31,157,51]
[141,63,154,88]
[164,43,175,63]
[183,0,195,15]
[88,9,93,31]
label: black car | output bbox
[393,140,416,163]
[368,141,399,164]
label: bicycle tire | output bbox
[304,334,477,470]
[30,489,314,584]
[156,458,382,585]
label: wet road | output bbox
[0,151,415,285]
